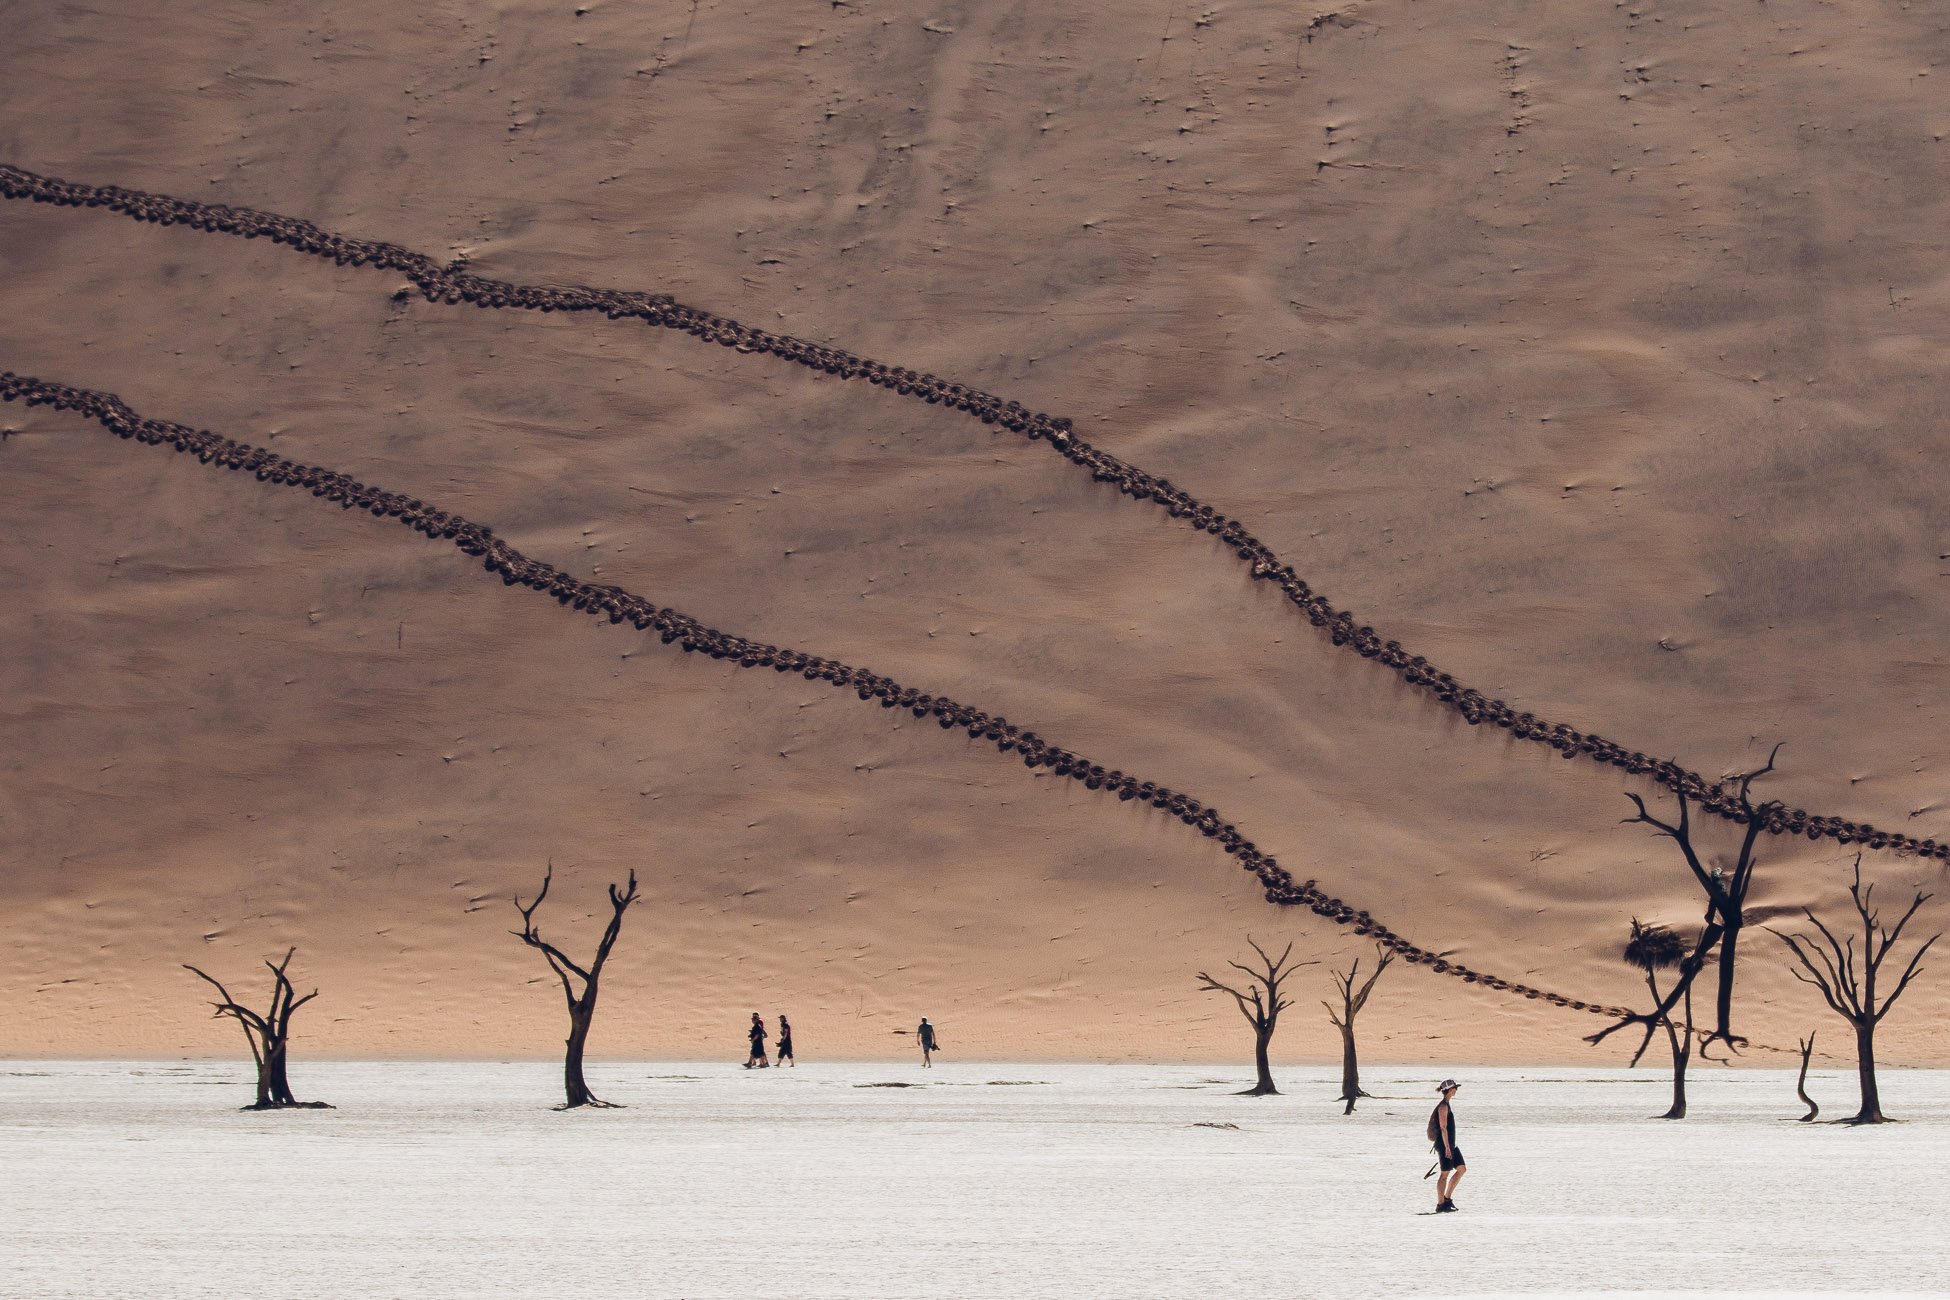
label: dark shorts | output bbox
[778,1041,794,1059]
[1439,1147,1465,1172]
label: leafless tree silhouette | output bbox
[1621,920,1696,1118]
[183,948,329,1110]
[1323,946,1392,1114]
[1767,858,1938,1124]
[512,864,640,1109]
[1591,746,1784,1062]
[1198,937,1315,1096]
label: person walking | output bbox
[776,1014,795,1066]
[1429,1079,1465,1212]
[746,1012,770,1069]
[916,1017,939,1067]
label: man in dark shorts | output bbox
[1430,1079,1465,1212]
[776,1014,795,1066]
[746,1012,769,1069]
[916,1017,938,1067]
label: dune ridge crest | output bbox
[1,161,1935,867]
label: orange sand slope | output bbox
[1,0,1945,1063]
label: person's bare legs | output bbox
[1436,1164,1465,1209]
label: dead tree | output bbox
[1323,945,1392,1114]
[1198,936,1315,1096]
[183,948,329,1110]
[1590,746,1784,1062]
[1766,858,1938,1124]
[1622,920,1696,1119]
[1794,1032,1819,1122]
[513,863,640,1109]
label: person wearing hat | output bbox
[1429,1079,1465,1212]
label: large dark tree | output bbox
[1323,945,1392,1114]
[1766,859,1938,1124]
[512,864,640,1109]
[1198,937,1315,1096]
[1622,920,1696,1119]
[184,947,329,1110]
[1590,747,1783,1062]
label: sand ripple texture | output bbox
[1,371,1631,1021]
[1,1061,1945,1300]
[2,162,1937,866]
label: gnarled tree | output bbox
[1198,937,1315,1096]
[513,864,640,1109]
[1590,747,1784,1062]
[1622,920,1696,1119]
[1766,859,1938,1124]
[1323,945,1392,1114]
[184,947,329,1110]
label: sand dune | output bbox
[1,0,1945,1064]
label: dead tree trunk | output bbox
[184,948,328,1110]
[1795,1032,1819,1122]
[1590,747,1784,1064]
[512,863,640,1109]
[1621,920,1698,1118]
[1323,946,1393,1114]
[1660,979,1693,1120]
[1767,857,1938,1124]
[1198,937,1315,1096]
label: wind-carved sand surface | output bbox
[1,369,1651,1023]
[1,1,1947,1062]
[3,1063,1947,1298]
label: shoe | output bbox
[1435,1201,1457,1213]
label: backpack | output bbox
[1426,1104,1443,1145]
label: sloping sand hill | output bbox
[2,0,1945,1064]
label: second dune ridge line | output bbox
[1,369,1637,1023]
[0,163,1931,863]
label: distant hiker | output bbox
[746,1012,770,1069]
[776,1015,795,1066]
[1428,1079,1465,1212]
[917,1017,939,1067]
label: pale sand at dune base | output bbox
[2,0,1948,1069]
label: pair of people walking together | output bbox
[746,1012,794,1068]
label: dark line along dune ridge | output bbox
[1,369,1638,1023]
[1,162,1933,865]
